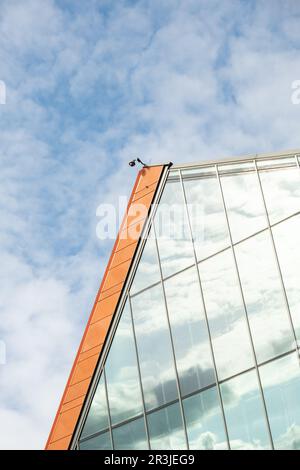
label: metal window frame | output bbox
[73,152,300,450]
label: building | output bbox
[46,150,300,450]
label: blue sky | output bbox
[0,0,300,449]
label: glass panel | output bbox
[130,228,160,294]
[113,417,148,450]
[273,215,300,345]
[80,375,109,439]
[147,402,186,450]
[181,166,216,178]
[221,370,271,450]
[257,157,296,170]
[260,353,300,450]
[183,174,230,261]
[259,167,300,224]
[79,432,112,450]
[131,284,178,410]
[154,180,194,278]
[220,172,267,242]
[200,249,254,379]
[183,387,228,450]
[218,160,255,174]
[235,232,294,363]
[105,301,143,425]
[164,267,215,396]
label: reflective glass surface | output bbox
[235,232,294,363]
[220,172,267,242]
[81,375,109,439]
[130,228,160,294]
[221,370,271,450]
[147,402,186,450]
[260,353,300,450]
[164,267,215,396]
[200,249,254,379]
[259,167,300,224]
[154,181,194,278]
[77,156,300,451]
[183,387,228,449]
[273,215,300,344]
[79,432,112,450]
[131,284,178,410]
[113,418,148,450]
[105,301,143,424]
[183,172,230,261]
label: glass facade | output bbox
[77,154,300,450]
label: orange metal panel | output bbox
[45,165,166,450]
[90,293,120,324]
[50,405,82,442]
[47,436,73,451]
[70,353,99,386]
[81,315,112,352]
[63,378,90,404]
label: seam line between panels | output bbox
[215,163,275,450]
[254,160,300,366]
[178,168,231,451]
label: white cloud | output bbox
[0,0,300,449]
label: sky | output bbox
[0,0,300,449]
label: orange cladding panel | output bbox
[45,165,165,450]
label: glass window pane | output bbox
[259,167,300,224]
[235,232,294,363]
[131,284,178,410]
[147,402,186,450]
[183,174,230,261]
[218,161,255,174]
[273,215,300,344]
[256,157,296,170]
[79,431,112,450]
[113,417,148,450]
[200,249,254,379]
[130,228,160,294]
[221,172,267,242]
[221,370,272,450]
[80,375,109,439]
[260,353,300,450]
[154,180,194,278]
[164,267,215,396]
[183,387,228,450]
[105,301,143,425]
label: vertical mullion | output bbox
[254,160,300,362]
[179,169,231,450]
[128,295,151,450]
[103,368,114,449]
[152,222,190,450]
[296,155,300,169]
[215,163,275,450]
